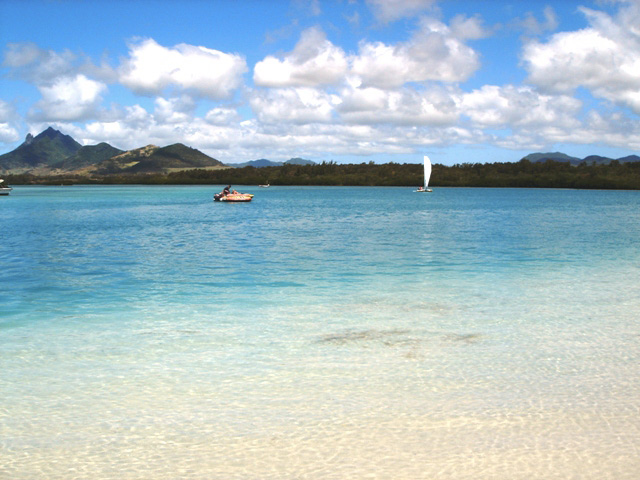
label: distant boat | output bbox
[415,156,433,192]
[0,179,12,196]
[258,184,270,188]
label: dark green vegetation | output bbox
[6,159,640,189]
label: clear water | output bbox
[1,185,639,479]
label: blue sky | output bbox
[1,0,639,165]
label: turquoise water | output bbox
[1,185,639,479]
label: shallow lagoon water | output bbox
[1,185,639,479]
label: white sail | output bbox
[423,155,432,189]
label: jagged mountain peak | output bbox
[0,126,82,170]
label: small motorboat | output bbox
[0,179,12,196]
[258,184,270,188]
[214,192,254,202]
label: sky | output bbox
[1,0,640,166]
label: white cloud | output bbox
[119,38,248,99]
[582,111,640,150]
[351,17,481,88]
[250,87,339,124]
[0,100,20,143]
[338,85,458,125]
[460,85,581,129]
[449,14,492,41]
[522,3,640,113]
[366,0,437,23]
[29,74,107,121]
[205,107,241,126]
[154,96,196,124]
[254,27,348,87]
[4,3,640,162]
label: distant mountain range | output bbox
[233,157,317,168]
[1,127,638,175]
[522,152,640,165]
[0,127,225,175]
[0,127,316,174]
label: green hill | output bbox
[93,143,224,174]
[53,143,124,170]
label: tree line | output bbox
[6,159,640,189]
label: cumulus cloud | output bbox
[450,14,492,40]
[154,96,196,124]
[205,107,242,126]
[366,0,437,23]
[254,27,348,87]
[250,87,339,124]
[4,3,640,162]
[2,43,115,124]
[338,85,458,125]
[119,38,248,99]
[460,85,582,129]
[253,19,483,91]
[522,3,640,113]
[351,16,481,88]
[582,111,640,150]
[0,100,20,143]
[29,74,107,121]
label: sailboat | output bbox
[415,155,433,192]
[0,179,12,196]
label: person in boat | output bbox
[221,185,231,196]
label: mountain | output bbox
[0,127,224,174]
[582,154,640,165]
[92,143,224,174]
[285,157,315,166]
[524,152,640,166]
[52,143,124,171]
[233,157,316,168]
[234,159,283,168]
[522,152,581,164]
[0,127,82,171]
[618,155,640,163]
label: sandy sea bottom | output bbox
[1,186,639,478]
